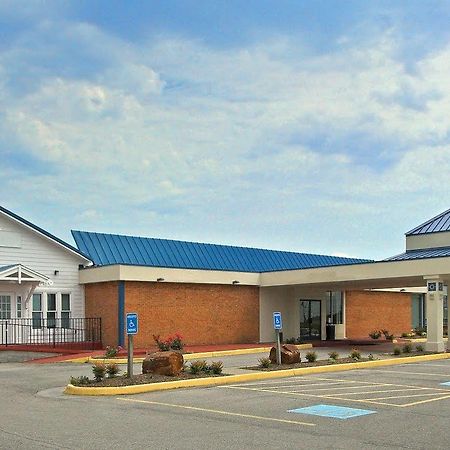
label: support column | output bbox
[425,278,445,353]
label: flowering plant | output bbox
[153,333,184,351]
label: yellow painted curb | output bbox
[64,352,450,396]
[65,344,313,365]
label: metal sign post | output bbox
[126,313,138,378]
[273,312,282,365]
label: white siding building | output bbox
[0,206,93,347]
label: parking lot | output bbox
[1,356,450,448]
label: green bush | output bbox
[189,360,208,374]
[305,351,317,362]
[104,346,120,358]
[402,344,412,354]
[208,361,223,374]
[368,353,375,361]
[328,351,339,361]
[285,337,296,344]
[349,349,361,361]
[70,375,90,386]
[369,330,381,339]
[106,363,120,378]
[92,363,106,382]
[393,347,401,356]
[258,357,271,368]
[415,344,424,352]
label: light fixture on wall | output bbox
[232,280,240,285]
[54,270,59,276]
[156,277,165,282]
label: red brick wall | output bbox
[85,282,119,348]
[124,282,260,348]
[345,290,412,339]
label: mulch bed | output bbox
[74,371,227,387]
[244,351,435,371]
[244,357,370,371]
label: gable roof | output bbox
[71,230,372,273]
[0,205,91,262]
[406,208,450,236]
[0,263,50,284]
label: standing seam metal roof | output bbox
[384,246,450,261]
[406,208,450,236]
[71,230,372,273]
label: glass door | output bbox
[300,300,321,340]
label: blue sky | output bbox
[1,0,450,260]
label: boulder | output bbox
[142,351,184,376]
[269,344,301,364]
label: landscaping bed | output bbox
[72,371,227,387]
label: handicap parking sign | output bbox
[126,313,138,335]
[273,312,282,330]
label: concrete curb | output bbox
[65,344,313,365]
[64,351,450,396]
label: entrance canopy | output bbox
[0,264,50,285]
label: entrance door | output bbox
[300,300,321,340]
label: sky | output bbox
[1,0,450,260]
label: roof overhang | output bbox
[0,264,52,285]
[259,257,450,289]
[78,264,260,286]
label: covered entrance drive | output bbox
[259,255,450,352]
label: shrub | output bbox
[189,360,208,374]
[106,363,120,378]
[402,344,412,354]
[153,333,184,351]
[258,357,271,368]
[349,349,361,361]
[104,345,120,358]
[92,363,106,382]
[285,337,296,344]
[305,351,317,362]
[70,375,90,386]
[208,361,223,375]
[416,344,424,352]
[170,333,184,350]
[369,330,381,339]
[393,347,401,356]
[381,329,394,340]
[401,332,409,338]
[328,351,339,361]
[153,334,171,351]
[368,353,375,361]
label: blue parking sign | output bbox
[126,313,138,335]
[273,312,282,330]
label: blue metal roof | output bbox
[71,230,372,273]
[0,205,91,261]
[384,246,450,262]
[406,208,450,236]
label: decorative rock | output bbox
[142,351,184,376]
[269,344,301,364]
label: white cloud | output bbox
[1,20,450,258]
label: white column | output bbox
[425,278,445,353]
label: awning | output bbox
[0,264,51,285]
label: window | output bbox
[61,294,71,329]
[32,293,42,329]
[47,293,56,328]
[327,291,343,324]
[0,295,11,319]
[16,296,22,318]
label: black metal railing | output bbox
[0,317,102,350]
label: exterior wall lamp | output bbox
[232,280,240,285]
[156,277,165,282]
